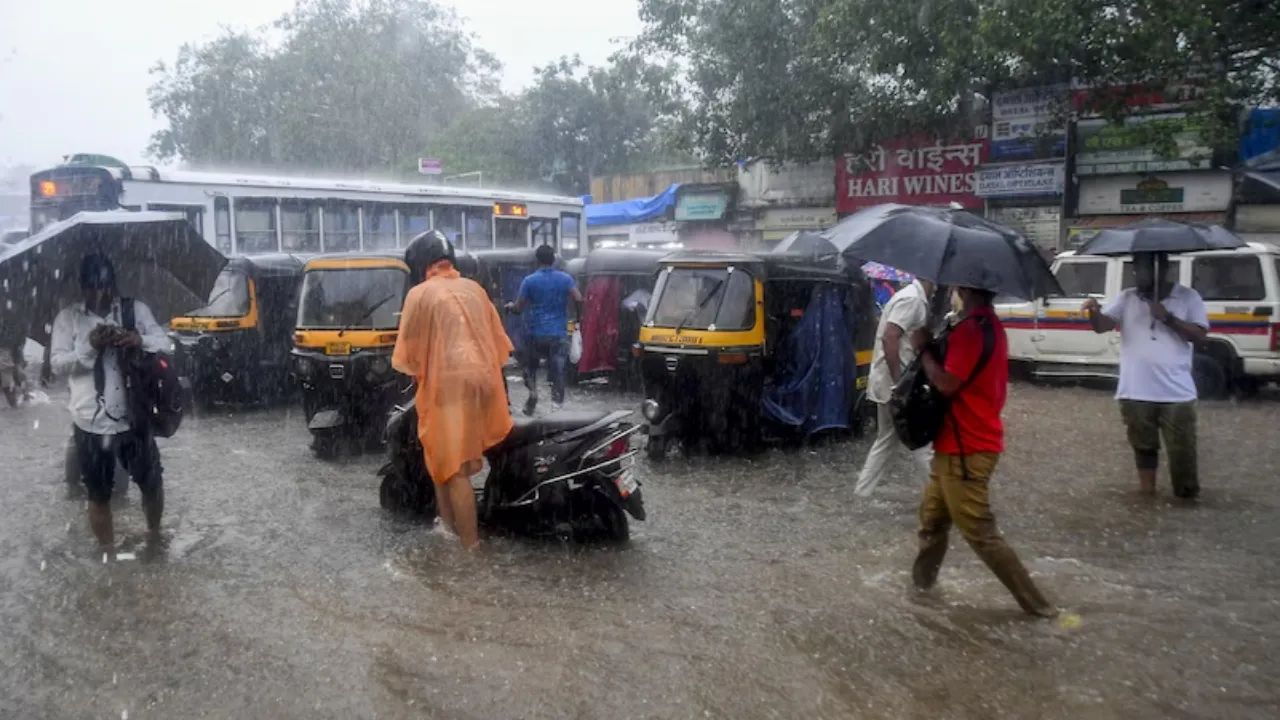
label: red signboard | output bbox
[835,138,989,213]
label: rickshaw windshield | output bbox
[647,266,755,331]
[296,267,406,330]
[188,270,251,317]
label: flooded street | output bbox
[2,380,1279,720]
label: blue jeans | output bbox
[522,335,568,404]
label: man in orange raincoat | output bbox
[392,231,514,549]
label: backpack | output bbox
[93,298,185,438]
[889,314,996,452]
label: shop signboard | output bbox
[836,137,988,213]
[990,85,1068,161]
[1077,172,1231,215]
[674,190,730,221]
[977,163,1064,198]
[1075,113,1213,175]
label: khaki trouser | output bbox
[1118,400,1199,498]
[913,452,1054,616]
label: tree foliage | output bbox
[637,0,1280,164]
[148,0,678,195]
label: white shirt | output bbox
[867,280,930,404]
[1103,285,1209,403]
[49,298,169,435]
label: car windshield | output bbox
[187,270,251,317]
[296,267,406,329]
[646,266,755,331]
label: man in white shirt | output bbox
[1082,252,1208,499]
[50,254,171,551]
[855,277,935,496]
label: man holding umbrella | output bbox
[50,254,171,551]
[1073,219,1241,499]
[1082,252,1209,498]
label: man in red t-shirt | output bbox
[910,286,1056,618]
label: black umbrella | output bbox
[820,203,1061,300]
[770,230,837,258]
[1073,218,1245,256]
[0,211,228,343]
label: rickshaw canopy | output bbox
[583,248,668,277]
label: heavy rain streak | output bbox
[4,1,1280,718]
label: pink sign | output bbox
[835,138,989,213]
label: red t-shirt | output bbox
[934,306,1008,455]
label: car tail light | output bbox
[1271,323,1279,352]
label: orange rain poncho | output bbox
[392,264,515,484]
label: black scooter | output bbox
[378,398,646,542]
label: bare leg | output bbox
[434,482,456,534]
[87,501,114,550]
[445,472,480,550]
[1137,468,1157,495]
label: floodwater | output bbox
[1,378,1278,719]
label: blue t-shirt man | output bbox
[509,245,582,413]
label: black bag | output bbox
[92,299,185,438]
[889,315,996,451]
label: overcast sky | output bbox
[0,0,642,169]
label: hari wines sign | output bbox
[836,138,989,213]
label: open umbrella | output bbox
[1073,218,1245,256]
[860,261,914,283]
[821,203,1061,300]
[0,211,227,342]
[770,230,837,258]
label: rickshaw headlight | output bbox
[294,357,313,379]
[369,356,391,377]
[642,399,661,422]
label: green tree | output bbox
[516,55,682,195]
[148,0,499,171]
[637,0,1280,163]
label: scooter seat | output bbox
[502,411,612,446]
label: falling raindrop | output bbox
[40,560,47,571]
[113,673,118,685]
[102,553,109,564]
[33,419,39,429]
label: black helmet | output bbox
[404,229,456,281]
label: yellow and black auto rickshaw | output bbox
[572,247,666,388]
[637,251,875,458]
[291,253,411,457]
[169,253,309,407]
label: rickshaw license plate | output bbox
[325,342,352,356]
[615,470,638,497]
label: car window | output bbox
[1191,256,1266,301]
[1053,261,1107,297]
[1121,259,1184,291]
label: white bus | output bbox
[28,156,584,256]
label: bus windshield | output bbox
[28,167,119,233]
[187,270,251,317]
[647,267,756,331]
[296,267,407,330]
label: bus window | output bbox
[281,200,321,253]
[147,204,205,234]
[235,198,278,254]
[531,218,557,249]
[495,218,528,249]
[323,202,359,253]
[561,213,581,258]
[400,206,431,242]
[434,206,463,246]
[362,203,397,250]
[464,207,493,250]
[214,197,232,254]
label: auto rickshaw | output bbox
[470,248,565,358]
[572,248,666,388]
[637,251,875,458]
[291,253,411,457]
[169,253,309,407]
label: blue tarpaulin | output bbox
[761,285,855,436]
[584,184,681,227]
[1241,109,1280,163]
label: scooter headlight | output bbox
[641,399,661,422]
